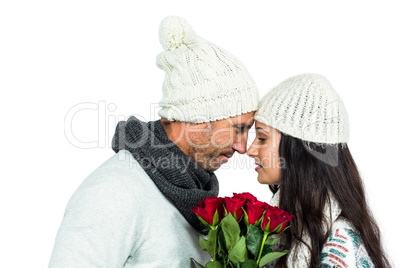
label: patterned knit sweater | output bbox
[320,220,374,268]
[269,191,374,267]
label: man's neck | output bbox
[160,118,189,156]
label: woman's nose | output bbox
[246,143,257,157]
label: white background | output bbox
[1,1,401,267]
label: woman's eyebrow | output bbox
[256,127,270,134]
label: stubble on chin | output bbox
[187,147,222,172]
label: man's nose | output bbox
[232,139,248,154]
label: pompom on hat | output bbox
[255,74,350,144]
[156,16,259,123]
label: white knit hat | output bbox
[156,16,259,123]
[255,74,349,144]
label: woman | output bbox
[247,74,390,267]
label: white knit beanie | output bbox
[156,16,259,123]
[255,74,349,144]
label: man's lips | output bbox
[219,153,233,163]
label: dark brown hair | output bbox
[271,134,391,268]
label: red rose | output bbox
[255,200,270,210]
[245,200,268,225]
[261,206,293,233]
[192,197,224,226]
[224,197,247,222]
[233,192,258,204]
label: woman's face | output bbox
[246,121,282,185]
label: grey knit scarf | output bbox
[112,116,219,234]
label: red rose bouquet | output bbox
[191,192,293,268]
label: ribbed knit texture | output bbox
[112,116,219,233]
[255,74,349,144]
[156,16,259,123]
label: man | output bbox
[49,16,259,267]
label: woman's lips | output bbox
[255,165,262,171]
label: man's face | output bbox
[185,111,255,171]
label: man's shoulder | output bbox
[71,150,157,203]
[92,149,145,174]
[86,150,151,186]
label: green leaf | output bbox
[208,229,219,259]
[242,208,250,234]
[243,209,249,225]
[217,229,227,258]
[241,259,257,268]
[270,222,291,234]
[262,216,271,233]
[265,237,280,246]
[278,225,291,234]
[254,216,263,228]
[260,236,280,257]
[205,261,223,268]
[260,245,274,259]
[258,250,289,267]
[191,258,205,268]
[271,222,284,234]
[213,210,220,226]
[197,215,212,228]
[221,213,241,251]
[228,236,248,264]
[199,229,219,260]
[246,225,264,257]
[199,236,208,250]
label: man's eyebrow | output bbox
[233,123,253,129]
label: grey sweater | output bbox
[49,150,211,267]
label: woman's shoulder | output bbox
[320,219,374,268]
